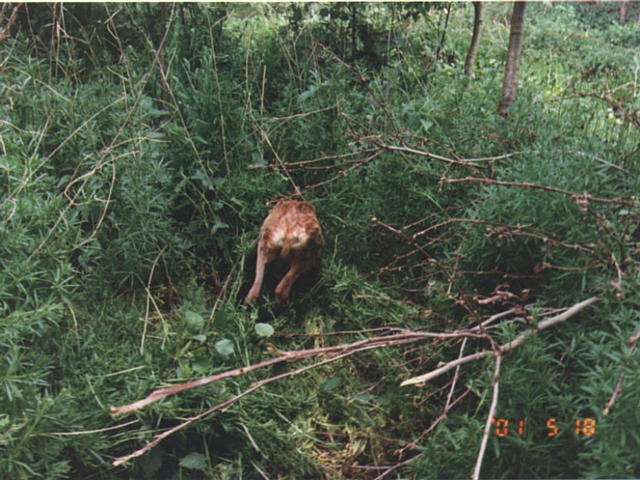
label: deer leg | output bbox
[245,242,269,305]
[274,259,307,305]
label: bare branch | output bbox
[603,319,640,416]
[443,176,638,208]
[50,419,138,437]
[472,354,501,480]
[401,296,598,386]
[379,142,481,168]
[140,247,167,355]
[109,297,598,467]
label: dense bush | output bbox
[1,2,639,478]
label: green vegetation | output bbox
[1,2,639,478]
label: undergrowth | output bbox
[1,3,639,479]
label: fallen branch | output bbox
[113,331,456,466]
[370,216,479,321]
[372,455,420,480]
[301,150,384,194]
[380,142,477,167]
[472,353,501,480]
[110,297,597,467]
[252,148,379,171]
[443,176,637,207]
[113,349,360,466]
[394,388,471,459]
[401,296,598,386]
[111,330,486,418]
[609,252,623,299]
[603,319,640,416]
[111,354,289,418]
[51,419,138,437]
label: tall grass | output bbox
[1,3,639,478]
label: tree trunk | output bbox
[498,2,527,117]
[158,3,170,108]
[350,3,357,60]
[620,0,630,23]
[464,1,484,84]
[435,3,452,61]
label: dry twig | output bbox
[0,3,22,44]
[140,247,167,355]
[401,296,598,386]
[472,354,501,480]
[110,297,597,467]
[603,320,640,416]
[443,176,638,208]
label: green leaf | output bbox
[420,118,433,133]
[355,393,373,403]
[140,445,164,476]
[191,170,212,189]
[214,307,230,328]
[251,152,267,166]
[179,452,207,471]
[254,322,274,337]
[215,339,235,359]
[193,134,209,145]
[298,84,317,102]
[176,363,189,379]
[148,108,169,117]
[184,311,204,332]
[191,359,209,374]
[211,221,229,234]
[321,377,342,392]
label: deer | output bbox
[244,199,324,306]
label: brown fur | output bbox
[244,200,324,305]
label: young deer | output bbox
[244,199,324,305]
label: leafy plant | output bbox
[1,3,639,478]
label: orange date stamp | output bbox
[491,417,596,437]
